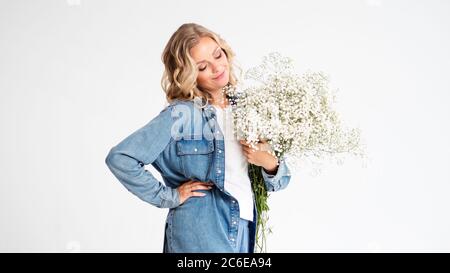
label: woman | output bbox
[105,23,291,253]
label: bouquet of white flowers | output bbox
[224,52,365,253]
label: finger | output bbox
[191,192,207,197]
[244,143,258,151]
[249,143,258,151]
[189,181,214,189]
[242,145,254,153]
[243,146,255,153]
[191,184,213,191]
[192,181,214,187]
[239,140,251,147]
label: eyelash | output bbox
[199,52,222,71]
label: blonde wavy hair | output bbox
[161,23,241,106]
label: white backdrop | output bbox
[1,0,449,252]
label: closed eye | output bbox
[198,52,223,72]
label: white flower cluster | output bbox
[224,52,365,168]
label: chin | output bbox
[217,74,230,87]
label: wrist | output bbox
[263,158,279,174]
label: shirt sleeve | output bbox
[105,106,180,209]
[261,155,292,192]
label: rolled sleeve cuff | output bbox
[261,156,291,190]
[160,186,181,209]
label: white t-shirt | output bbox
[213,104,254,222]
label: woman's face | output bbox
[190,36,230,93]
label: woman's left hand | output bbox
[240,139,279,174]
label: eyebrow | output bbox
[196,47,220,65]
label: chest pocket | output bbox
[176,139,215,181]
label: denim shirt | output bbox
[105,99,292,253]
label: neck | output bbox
[209,89,229,108]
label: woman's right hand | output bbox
[177,180,214,205]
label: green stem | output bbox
[248,163,270,253]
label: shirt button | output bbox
[218,150,222,153]
[232,200,236,203]
[230,238,235,241]
[194,148,198,152]
[233,221,237,225]
[217,170,221,173]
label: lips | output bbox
[213,71,225,80]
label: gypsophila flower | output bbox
[223,52,366,253]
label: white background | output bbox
[1,0,449,252]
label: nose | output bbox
[211,61,220,74]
